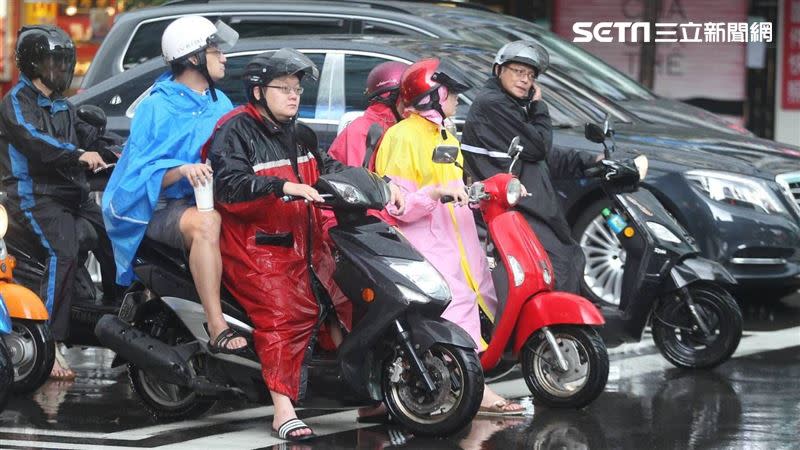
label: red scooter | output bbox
[432,138,609,409]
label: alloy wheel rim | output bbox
[580,215,625,305]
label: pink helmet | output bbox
[365,61,409,101]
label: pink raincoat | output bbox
[374,113,498,349]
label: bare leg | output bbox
[271,391,313,438]
[179,208,246,350]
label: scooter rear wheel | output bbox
[383,343,483,436]
[3,320,54,393]
[652,284,742,369]
[521,325,608,409]
[129,360,215,421]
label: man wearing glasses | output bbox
[103,16,251,355]
[461,41,600,294]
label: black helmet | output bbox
[15,25,76,95]
[493,40,550,78]
[243,48,319,102]
[243,49,319,124]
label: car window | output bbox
[362,20,422,36]
[122,20,173,70]
[343,54,387,112]
[226,16,349,38]
[122,15,348,71]
[216,52,326,119]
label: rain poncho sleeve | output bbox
[102,75,233,285]
[374,113,498,349]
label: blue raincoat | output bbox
[102,74,233,285]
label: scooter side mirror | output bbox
[585,123,606,144]
[507,136,522,158]
[432,145,460,164]
[77,105,107,132]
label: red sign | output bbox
[783,0,800,109]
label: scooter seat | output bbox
[136,237,250,325]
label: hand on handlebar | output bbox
[283,182,324,203]
[433,185,469,206]
[388,182,406,215]
[78,151,108,172]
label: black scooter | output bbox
[583,117,743,369]
[95,167,483,436]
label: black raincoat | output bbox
[461,77,597,293]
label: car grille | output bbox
[776,172,800,214]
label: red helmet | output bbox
[400,58,470,109]
[365,61,409,101]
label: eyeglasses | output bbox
[266,85,304,95]
[504,66,537,81]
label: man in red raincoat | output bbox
[328,61,408,168]
[203,49,400,442]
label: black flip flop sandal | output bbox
[207,326,255,358]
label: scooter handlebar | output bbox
[280,193,334,203]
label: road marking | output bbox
[2,325,797,449]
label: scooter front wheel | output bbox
[652,284,742,369]
[383,343,483,436]
[521,325,608,409]
[3,320,54,393]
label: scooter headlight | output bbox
[383,257,451,302]
[506,178,522,207]
[0,204,7,239]
[645,221,681,244]
[328,181,369,206]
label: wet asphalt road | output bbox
[1,294,798,450]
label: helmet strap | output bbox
[189,50,218,102]
[373,90,402,121]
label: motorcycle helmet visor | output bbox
[430,60,472,94]
[40,46,76,94]
[207,20,239,52]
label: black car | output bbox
[80,0,749,137]
[71,36,800,303]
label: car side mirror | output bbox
[77,105,107,133]
[432,145,459,164]
[507,136,522,158]
[584,123,606,144]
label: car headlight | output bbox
[383,257,451,302]
[328,181,369,205]
[0,204,7,239]
[685,170,788,216]
[645,221,682,244]
[507,178,522,206]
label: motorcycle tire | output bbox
[128,310,215,421]
[0,341,13,411]
[383,343,483,436]
[4,320,55,393]
[128,362,215,422]
[652,284,742,369]
[521,325,609,409]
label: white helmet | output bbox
[161,15,238,62]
